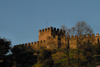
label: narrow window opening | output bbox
[98,39,99,44]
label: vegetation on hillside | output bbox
[1,40,100,67]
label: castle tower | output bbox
[39,27,65,41]
[39,27,53,41]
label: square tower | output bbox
[39,27,53,41]
[39,27,65,41]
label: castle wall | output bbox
[14,27,100,50]
[17,35,59,50]
[65,33,100,49]
[46,35,59,49]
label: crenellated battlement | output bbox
[39,27,65,34]
[52,27,65,34]
[16,40,46,47]
[14,27,100,50]
[39,27,53,33]
[66,33,100,39]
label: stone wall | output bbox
[15,27,100,50]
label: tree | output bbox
[78,42,96,67]
[0,37,11,67]
[92,43,100,65]
[0,38,11,56]
[75,21,93,35]
[60,21,94,67]
[60,21,93,36]
[36,49,54,67]
[11,45,37,67]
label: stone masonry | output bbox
[16,27,100,50]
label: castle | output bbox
[16,27,100,50]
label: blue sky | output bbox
[0,0,100,46]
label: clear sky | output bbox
[0,0,100,46]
